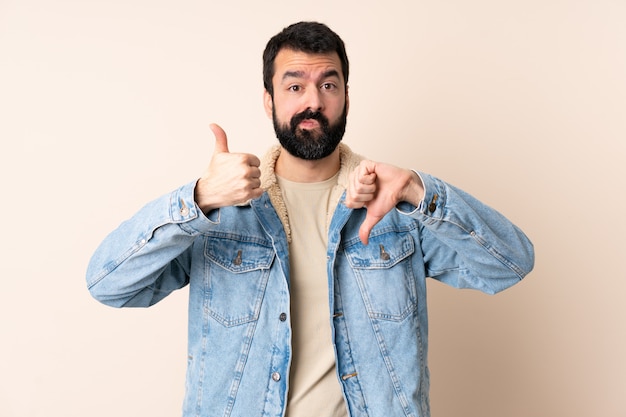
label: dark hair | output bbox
[263,21,349,97]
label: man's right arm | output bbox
[86,124,263,307]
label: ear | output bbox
[263,90,273,119]
[345,85,350,115]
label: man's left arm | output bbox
[345,160,535,293]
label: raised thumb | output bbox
[210,123,229,153]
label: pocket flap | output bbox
[206,237,274,273]
[345,232,414,269]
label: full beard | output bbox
[272,105,347,161]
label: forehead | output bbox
[273,49,343,82]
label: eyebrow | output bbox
[281,69,341,82]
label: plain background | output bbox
[1,0,624,416]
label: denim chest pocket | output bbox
[205,236,275,327]
[344,231,417,321]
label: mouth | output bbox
[298,118,321,129]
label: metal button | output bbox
[179,199,189,216]
[379,244,391,261]
[428,194,439,213]
[271,372,281,382]
[233,250,242,266]
[279,312,287,322]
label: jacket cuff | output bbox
[171,180,221,234]
[396,171,444,221]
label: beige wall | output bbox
[1,1,624,416]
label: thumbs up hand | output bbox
[194,123,263,213]
[345,160,424,245]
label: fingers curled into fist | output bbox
[345,160,378,209]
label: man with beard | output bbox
[87,21,534,417]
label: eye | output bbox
[288,85,301,92]
[321,82,337,91]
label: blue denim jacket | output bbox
[86,145,534,417]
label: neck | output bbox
[275,147,341,182]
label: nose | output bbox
[303,87,323,112]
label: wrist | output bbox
[400,170,424,206]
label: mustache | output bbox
[290,109,329,128]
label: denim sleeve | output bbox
[397,172,535,294]
[86,180,218,307]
